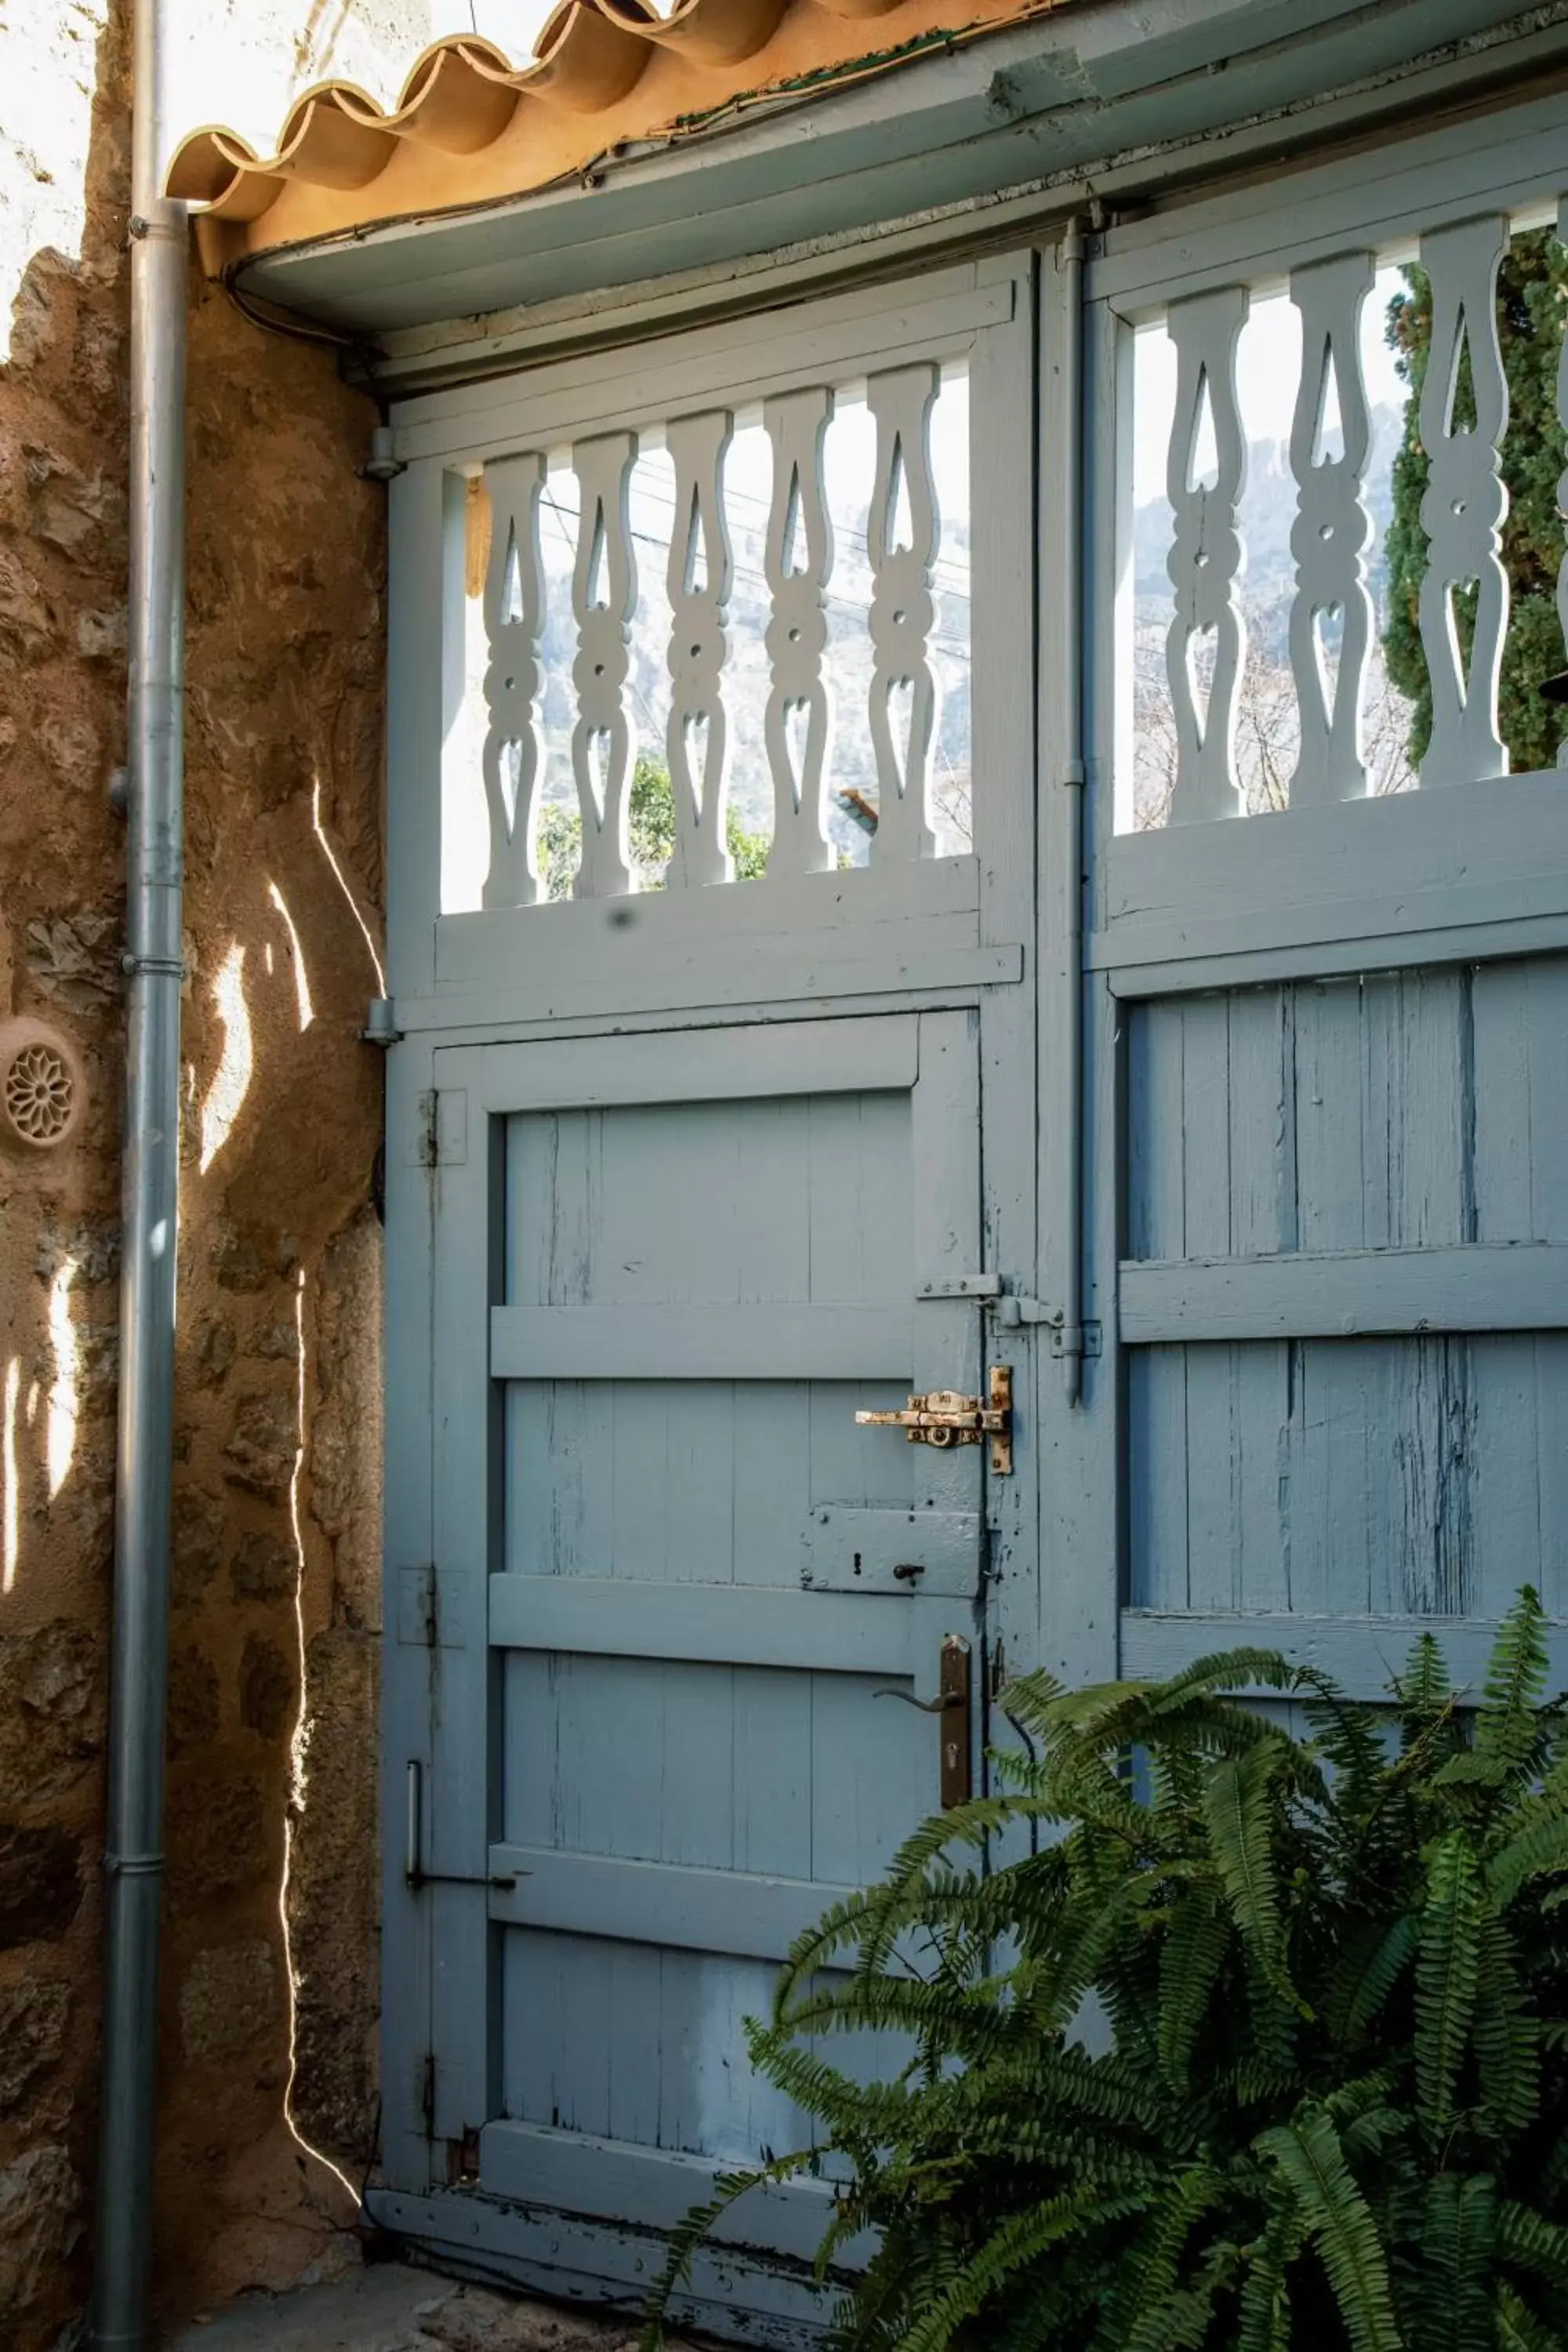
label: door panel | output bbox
[427,1010,988,2279]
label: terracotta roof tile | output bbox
[168,0,1062,270]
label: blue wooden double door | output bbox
[376,106,1568,2331]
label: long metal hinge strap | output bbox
[405,1759,523,1891]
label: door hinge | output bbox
[419,2053,436,2138]
[917,1279,1102,1361]
[990,1294,1102,1359]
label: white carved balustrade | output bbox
[762,387,837,877]
[481,452,548,907]
[1287,252,1374,807]
[458,362,971,907]
[664,409,735,890]
[1163,287,1250,826]
[866,362,942,864]
[571,431,640,899]
[1417,213,1511,789]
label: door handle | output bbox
[874,1635,971,1806]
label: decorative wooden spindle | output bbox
[1287,252,1374,806]
[480,453,548,908]
[866,362,942,863]
[1417,213,1510,789]
[571,430,639,898]
[762,386,835,877]
[664,410,735,890]
[1164,286,1249,825]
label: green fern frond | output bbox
[1398,1631,1454,1724]
[1257,2108,1403,2352]
[1474,1912,1541,2140]
[1329,1913,1419,2045]
[895,2193,1142,2352]
[1098,2166,1224,2352]
[1203,1744,1305,2015]
[1497,2201,1568,2291]
[1496,2281,1567,2352]
[1410,2171,1497,2352]
[1417,1831,1484,2144]
[640,2151,815,2349]
[1236,2207,1302,2352]
[1158,1889,1231,2087]
[1477,1590,1551,1775]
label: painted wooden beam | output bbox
[491,1302,914,1382]
[488,1846,856,1963]
[1119,1243,1568,1343]
[1121,1609,1568,1703]
[488,1573,956,1679]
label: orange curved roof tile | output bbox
[168,0,1066,272]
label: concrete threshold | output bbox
[162,2259,695,2352]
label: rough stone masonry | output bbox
[0,0,420,2339]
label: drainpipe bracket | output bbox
[361,427,406,485]
[362,996,403,1046]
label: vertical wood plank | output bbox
[1293,979,1369,1254]
[380,1036,438,2188]
[1040,274,1121,1688]
[387,462,460,998]
[430,1054,504,2147]
[1470,960,1533,1244]
[970,256,1040,1742]
[1417,213,1511,789]
[1127,1002,1185,1261]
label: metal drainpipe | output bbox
[1058,217,1088,1406]
[93,0,186,2338]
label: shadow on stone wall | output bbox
[0,3,388,2342]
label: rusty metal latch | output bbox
[856,1367,1012,1473]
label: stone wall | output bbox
[0,2,419,2340]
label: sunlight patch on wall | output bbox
[46,1255,80,1499]
[278,1265,361,2211]
[200,942,254,1174]
[312,780,386,997]
[2,1356,20,1593]
[267,881,315,1033]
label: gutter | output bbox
[93,0,187,2339]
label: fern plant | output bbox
[647,1589,1568,2350]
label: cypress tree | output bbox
[1383,229,1568,776]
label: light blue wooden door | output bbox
[371,258,1039,2332]
[423,1013,989,2324]
[1073,118,1568,1704]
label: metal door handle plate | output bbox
[874,1635,972,1807]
